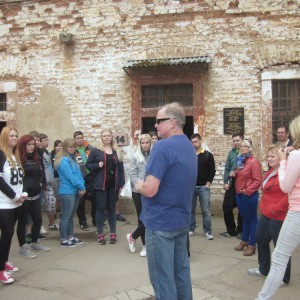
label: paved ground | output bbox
[1,214,300,300]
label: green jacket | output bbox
[224,147,239,184]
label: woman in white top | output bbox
[0,127,26,284]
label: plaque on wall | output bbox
[114,133,129,146]
[223,108,244,135]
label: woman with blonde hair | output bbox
[233,139,262,256]
[248,144,290,285]
[54,138,85,248]
[256,115,300,299]
[86,129,125,245]
[127,134,152,257]
[0,127,27,284]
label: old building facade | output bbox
[0,0,299,213]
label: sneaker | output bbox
[280,281,288,288]
[110,233,117,244]
[19,244,37,259]
[40,225,48,235]
[5,262,19,272]
[49,224,59,231]
[80,223,89,231]
[60,240,77,248]
[247,267,265,277]
[0,270,14,284]
[126,233,136,253]
[140,246,147,257]
[25,234,32,244]
[206,233,214,240]
[189,231,195,237]
[38,233,47,240]
[69,237,84,245]
[98,234,106,245]
[236,232,242,240]
[31,242,50,252]
[117,214,126,222]
[218,232,234,238]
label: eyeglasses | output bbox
[156,118,172,125]
[68,146,75,149]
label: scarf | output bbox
[237,153,251,170]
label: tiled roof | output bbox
[123,56,211,68]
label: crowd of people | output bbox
[0,104,299,300]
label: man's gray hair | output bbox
[163,102,186,128]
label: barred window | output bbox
[142,84,193,108]
[272,80,300,140]
[0,93,6,111]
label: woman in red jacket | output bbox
[248,144,290,285]
[233,139,262,256]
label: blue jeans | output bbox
[235,192,258,246]
[190,186,211,234]
[94,188,117,235]
[256,211,300,300]
[255,214,291,283]
[59,194,80,241]
[146,227,192,300]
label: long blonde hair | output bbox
[289,115,300,150]
[54,138,77,169]
[0,126,22,169]
[99,129,123,162]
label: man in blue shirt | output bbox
[136,102,197,300]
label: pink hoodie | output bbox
[278,149,300,212]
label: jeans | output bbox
[235,192,258,246]
[146,227,192,300]
[190,186,211,234]
[94,187,117,235]
[59,194,80,241]
[256,214,291,283]
[132,192,145,245]
[223,181,243,235]
[256,211,300,300]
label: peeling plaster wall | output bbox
[0,0,300,213]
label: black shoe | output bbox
[38,233,47,240]
[117,214,126,222]
[80,223,89,231]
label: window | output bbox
[272,80,300,139]
[142,84,193,108]
[0,93,6,111]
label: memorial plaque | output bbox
[223,108,244,135]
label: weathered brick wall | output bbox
[0,0,299,214]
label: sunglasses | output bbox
[156,118,173,125]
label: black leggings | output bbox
[131,192,145,245]
[0,207,19,271]
[17,199,42,246]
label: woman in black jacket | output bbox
[17,135,50,259]
[86,129,124,245]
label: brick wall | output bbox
[0,0,299,214]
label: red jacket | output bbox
[235,156,262,196]
[259,168,289,221]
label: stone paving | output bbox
[0,214,299,300]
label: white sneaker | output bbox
[40,226,48,235]
[19,244,37,259]
[126,233,136,253]
[31,242,50,252]
[205,233,213,240]
[140,246,147,257]
[189,231,195,236]
[248,267,265,277]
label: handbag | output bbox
[120,179,132,198]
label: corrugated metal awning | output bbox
[123,56,211,69]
